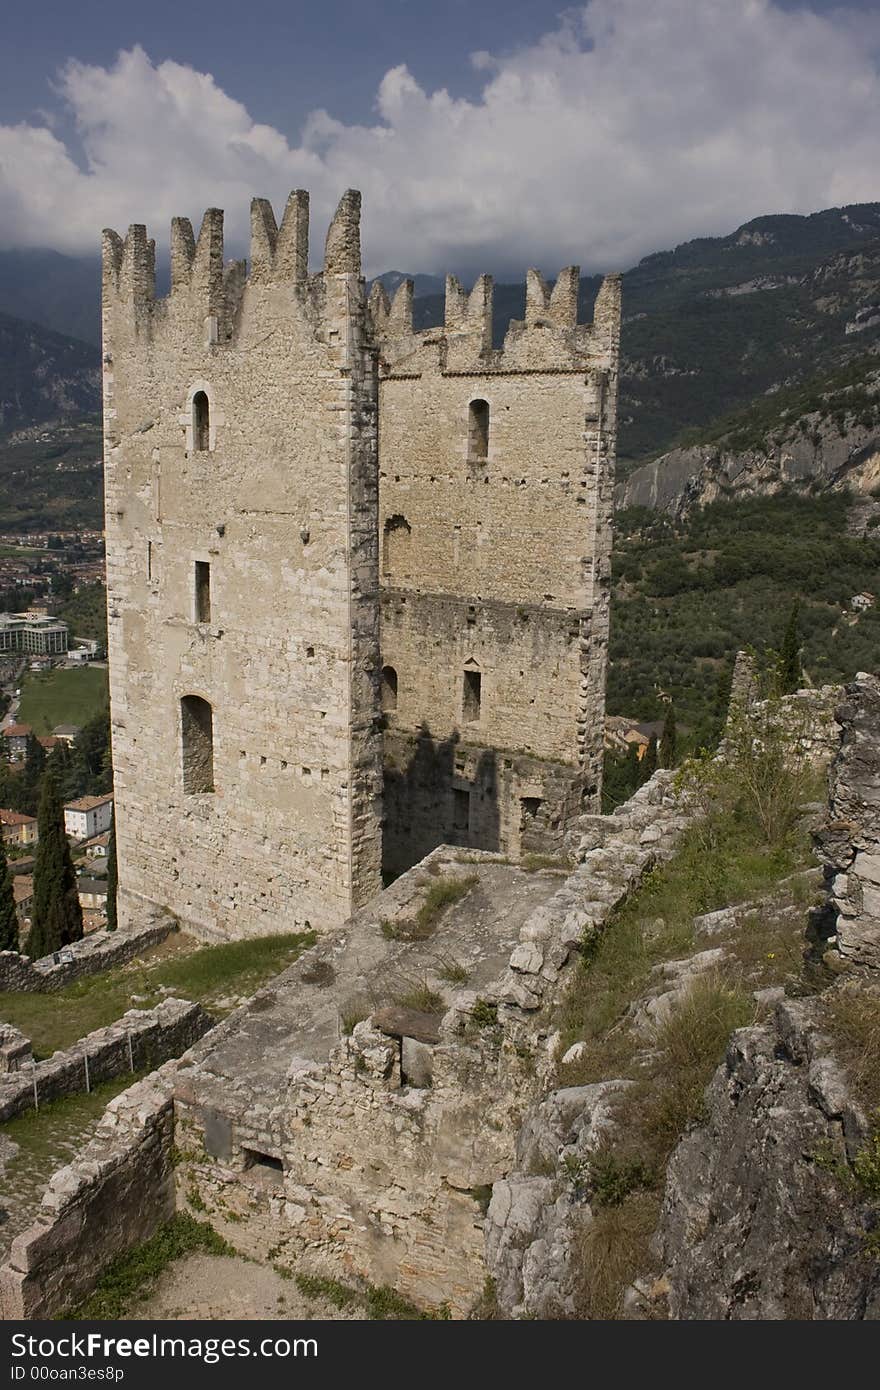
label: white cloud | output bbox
[1,0,879,275]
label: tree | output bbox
[106,810,118,932]
[20,735,46,815]
[660,704,677,768]
[779,600,803,694]
[0,835,18,952]
[641,735,659,781]
[29,770,83,959]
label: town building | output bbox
[63,794,114,842]
[0,810,38,847]
[0,612,68,657]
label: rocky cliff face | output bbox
[0,312,99,435]
[619,418,880,522]
[654,993,880,1319]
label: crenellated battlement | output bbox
[101,189,365,348]
[373,261,621,377]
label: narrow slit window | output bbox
[382,515,412,577]
[194,560,211,624]
[147,540,153,581]
[453,787,470,832]
[462,667,482,723]
[381,665,398,712]
[468,399,489,462]
[192,391,210,452]
[181,695,214,794]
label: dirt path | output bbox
[131,1254,358,1321]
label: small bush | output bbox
[436,955,469,985]
[394,978,445,1014]
[586,1152,654,1208]
[471,998,498,1028]
[295,1273,359,1310]
[341,997,370,1034]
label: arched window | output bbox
[192,391,210,452]
[181,695,214,793]
[468,399,489,462]
[381,666,398,712]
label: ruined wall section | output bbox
[372,271,620,869]
[103,191,382,941]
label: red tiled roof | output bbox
[0,809,36,826]
[2,724,32,738]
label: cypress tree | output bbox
[624,740,641,798]
[106,810,118,931]
[0,835,18,952]
[641,735,659,781]
[660,704,677,768]
[779,600,803,694]
[29,770,83,959]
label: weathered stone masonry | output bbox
[103,190,383,942]
[375,269,621,872]
[103,188,621,938]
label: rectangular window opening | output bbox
[462,669,482,723]
[453,787,471,832]
[241,1148,284,1182]
[194,560,211,624]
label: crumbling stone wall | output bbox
[0,1067,179,1319]
[172,772,689,1315]
[816,672,880,969]
[0,997,211,1121]
[0,1024,30,1073]
[103,190,382,943]
[0,914,176,993]
[373,271,620,872]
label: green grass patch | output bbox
[294,1271,449,1319]
[294,1273,360,1311]
[65,1214,235,1319]
[0,1071,148,1182]
[18,666,108,734]
[0,931,315,1057]
[556,811,805,1072]
[413,874,478,936]
[393,979,445,1014]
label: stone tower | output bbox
[372,266,621,872]
[102,191,383,940]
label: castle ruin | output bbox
[102,190,620,939]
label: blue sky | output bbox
[2,1,880,276]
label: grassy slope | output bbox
[17,666,108,733]
[0,931,315,1057]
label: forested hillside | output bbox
[608,492,880,746]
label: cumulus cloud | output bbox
[1,0,880,275]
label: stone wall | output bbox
[0,998,211,1121]
[0,1024,30,1073]
[816,672,880,969]
[373,270,620,871]
[104,189,383,944]
[0,1067,179,1319]
[0,915,176,993]
[172,771,690,1315]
